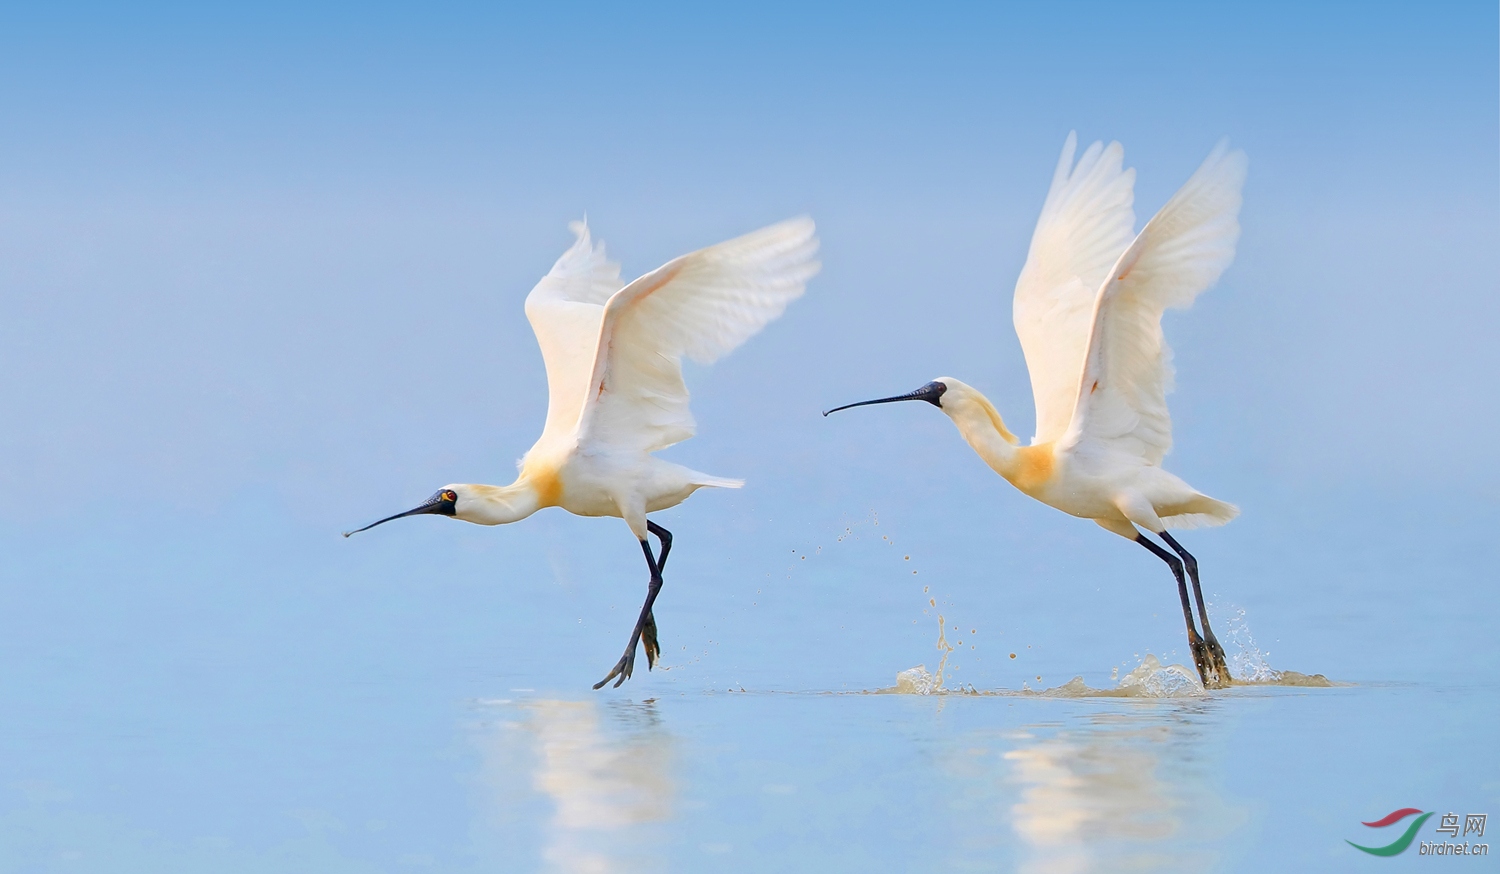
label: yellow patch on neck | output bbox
[522,460,564,508]
[1006,444,1056,494]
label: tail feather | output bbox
[694,475,744,489]
[1161,494,1238,530]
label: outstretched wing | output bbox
[577,218,820,453]
[523,221,624,446]
[1062,141,1247,465]
[1012,132,1138,444]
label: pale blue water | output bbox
[1,484,1495,871]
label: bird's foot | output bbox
[1204,634,1232,687]
[592,646,637,690]
[1189,636,1232,690]
[642,611,660,670]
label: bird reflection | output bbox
[481,698,675,873]
[997,709,1232,872]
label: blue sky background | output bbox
[0,3,1495,870]
[1,3,1495,510]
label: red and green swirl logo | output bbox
[1348,808,1432,856]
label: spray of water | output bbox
[1222,605,1277,682]
[883,600,1333,696]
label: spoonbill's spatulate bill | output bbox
[827,134,1246,689]
[349,218,819,688]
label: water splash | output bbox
[879,649,1340,697]
[1222,606,1275,681]
[890,611,958,695]
[933,613,954,689]
[1220,605,1334,687]
[1113,655,1203,697]
[878,606,1336,695]
[894,665,937,695]
[882,655,1205,698]
[1003,656,1205,698]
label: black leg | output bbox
[1136,534,1200,641]
[593,534,666,690]
[1158,532,1216,642]
[1134,533,1230,689]
[641,521,673,668]
[1158,531,1231,683]
[1136,533,1225,688]
[647,520,673,572]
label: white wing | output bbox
[577,218,819,453]
[1013,132,1138,444]
[1062,141,1247,465]
[523,221,624,446]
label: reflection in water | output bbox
[1000,709,1234,873]
[472,696,1246,872]
[477,698,675,873]
[939,706,1240,872]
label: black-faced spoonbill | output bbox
[826,135,1245,689]
[348,218,819,688]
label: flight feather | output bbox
[579,218,820,453]
[1064,141,1248,465]
[524,221,625,445]
[1013,133,1138,444]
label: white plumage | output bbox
[828,134,1246,688]
[574,218,819,455]
[352,217,819,689]
[523,218,817,459]
[523,221,622,448]
[1013,133,1138,446]
[1062,138,1246,470]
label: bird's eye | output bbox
[443,490,457,501]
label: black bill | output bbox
[343,489,457,537]
[823,380,947,416]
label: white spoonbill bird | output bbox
[826,134,1246,689]
[348,218,819,689]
